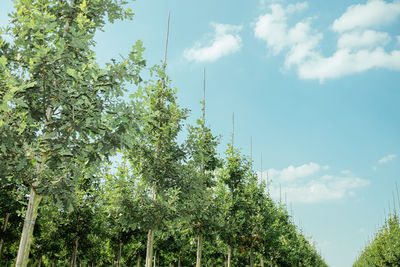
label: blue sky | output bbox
[2,0,400,266]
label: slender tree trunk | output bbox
[153,250,156,267]
[137,255,141,267]
[261,255,264,267]
[146,185,157,267]
[145,228,154,267]
[37,256,42,267]
[178,256,181,267]
[270,256,273,267]
[52,259,56,267]
[227,245,231,267]
[70,236,79,267]
[0,212,10,259]
[196,234,202,267]
[91,261,94,267]
[15,188,43,267]
[117,240,122,267]
[250,248,254,267]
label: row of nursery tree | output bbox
[0,0,327,266]
[353,190,400,266]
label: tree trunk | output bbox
[145,228,154,267]
[153,250,156,267]
[52,259,56,267]
[196,234,202,267]
[250,248,254,267]
[261,255,264,267]
[37,256,42,267]
[178,256,181,267]
[227,245,231,267]
[70,236,79,267]
[117,240,122,267]
[137,255,141,267]
[270,256,273,267]
[0,212,10,259]
[15,188,43,267]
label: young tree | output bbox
[0,1,145,265]
[183,84,220,267]
[216,144,254,267]
[128,65,187,267]
[102,157,149,267]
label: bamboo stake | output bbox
[250,137,252,170]
[232,112,235,149]
[203,68,206,126]
[396,182,400,213]
[146,12,171,267]
[260,152,263,180]
[163,12,170,68]
[196,68,206,267]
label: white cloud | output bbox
[286,2,309,13]
[184,23,242,63]
[297,48,400,81]
[254,1,400,81]
[266,162,328,182]
[398,36,400,44]
[378,154,397,164]
[261,163,369,203]
[337,30,391,50]
[254,4,290,53]
[332,0,400,32]
[254,2,310,54]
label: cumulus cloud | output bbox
[267,162,329,182]
[254,2,312,54]
[332,0,400,32]
[260,162,369,203]
[378,154,397,163]
[184,23,242,63]
[254,0,400,81]
[337,30,391,50]
[297,48,400,80]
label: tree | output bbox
[128,65,187,267]
[216,144,254,267]
[0,1,145,265]
[102,156,149,267]
[183,106,220,267]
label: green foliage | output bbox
[354,214,400,266]
[129,65,187,193]
[0,1,328,266]
[0,0,144,204]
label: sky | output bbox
[1,0,400,266]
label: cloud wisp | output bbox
[184,23,242,63]
[259,162,369,203]
[373,153,397,170]
[254,0,400,81]
[378,154,397,164]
